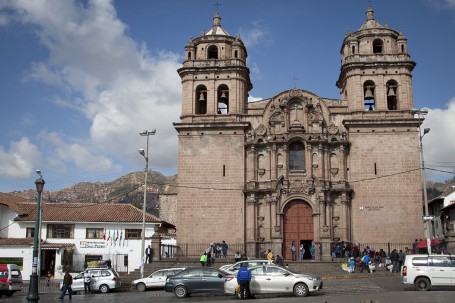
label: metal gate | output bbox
[283,200,313,260]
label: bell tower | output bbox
[177,11,252,121]
[336,5,416,111]
[174,11,252,244]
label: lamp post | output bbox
[138,129,156,278]
[412,108,431,254]
[26,170,45,303]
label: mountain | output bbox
[10,171,177,218]
[427,176,455,201]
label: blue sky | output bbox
[0,0,454,192]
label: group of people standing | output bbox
[200,241,229,266]
[290,241,316,261]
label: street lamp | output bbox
[138,129,156,278]
[26,170,45,303]
[411,108,431,254]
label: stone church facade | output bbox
[173,6,425,260]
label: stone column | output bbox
[151,233,161,261]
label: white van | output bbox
[401,254,455,290]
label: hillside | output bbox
[10,171,177,218]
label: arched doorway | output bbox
[283,200,313,260]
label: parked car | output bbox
[220,259,273,274]
[225,264,323,298]
[164,267,229,298]
[131,268,185,291]
[0,264,22,297]
[401,254,455,290]
[59,267,121,294]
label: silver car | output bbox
[131,268,185,291]
[60,267,121,294]
[224,264,323,298]
[220,260,273,274]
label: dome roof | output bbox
[204,12,231,36]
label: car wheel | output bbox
[414,277,431,291]
[99,284,110,293]
[174,285,188,298]
[294,282,309,297]
[136,282,146,292]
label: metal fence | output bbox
[162,243,245,259]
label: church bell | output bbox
[199,92,205,101]
[364,86,374,100]
[220,91,227,99]
[387,87,396,97]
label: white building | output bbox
[0,192,175,280]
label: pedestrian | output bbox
[83,269,91,294]
[221,240,229,258]
[290,241,296,261]
[145,245,152,264]
[348,257,356,273]
[310,242,316,260]
[398,249,405,270]
[359,252,371,273]
[234,251,241,262]
[236,263,251,300]
[59,271,73,300]
[275,254,284,266]
[200,252,207,266]
[45,271,51,287]
[299,243,305,261]
[390,249,399,273]
[266,249,274,261]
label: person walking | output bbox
[236,263,251,300]
[145,245,152,264]
[266,249,274,261]
[221,240,229,258]
[275,254,284,266]
[200,252,207,266]
[59,271,73,300]
[83,269,91,294]
[299,244,305,261]
[290,241,296,261]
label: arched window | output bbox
[195,85,207,115]
[386,80,398,110]
[363,80,375,111]
[208,45,218,59]
[217,84,229,114]
[257,154,266,177]
[289,141,305,171]
[373,38,383,54]
[188,52,191,60]
[234,50,238,58]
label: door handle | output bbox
[266,278,271,280]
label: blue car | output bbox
[164,267,228,298]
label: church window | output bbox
[234,50,238,58]
[386,80,398,110]
[208,45,218,59]
[217,85,229,114]
[289,142,305,171]
[401,45,405,53]
[373,39,383,53]
[188,52,192,60]
[352,46,356,54]
[257,154,266,176]
[363,81,375,111]
[195,85,207,114]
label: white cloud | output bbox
[422,97,455,181]
[248,95,264,102]
[1,0,182,176]
[0,138,42,178]
[239,20,267,48]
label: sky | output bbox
[0,0,454,192]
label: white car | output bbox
[131,268,185,292]
[220,260,273,274]
[224,264,323,298]
[59,268,121,294]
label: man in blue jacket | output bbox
[236,263,251,300]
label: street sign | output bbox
[422,215,434,221]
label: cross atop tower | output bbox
[214,1,221,14]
